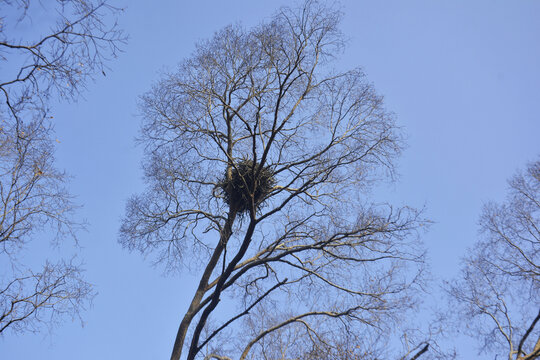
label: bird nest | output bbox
[217,159,275,213]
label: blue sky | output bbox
[2,1,540,359]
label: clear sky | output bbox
[2,1,540,359]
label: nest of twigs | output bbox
[217,159,275,213]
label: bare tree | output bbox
[120,1,427,359]
[447,159,540,359]
[0,0,125,334]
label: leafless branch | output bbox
[447,159,540,359]
[0,0,125,335]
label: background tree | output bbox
[120,1,429,359]
[447,159,540,359]
[0,0,125,334]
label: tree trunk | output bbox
[170,209,237,360]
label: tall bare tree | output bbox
[447,159,540,360]
[120,2,427,359]
[0,0,125,334]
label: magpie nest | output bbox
[217,159,275,213]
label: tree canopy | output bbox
[120,1,428,359]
